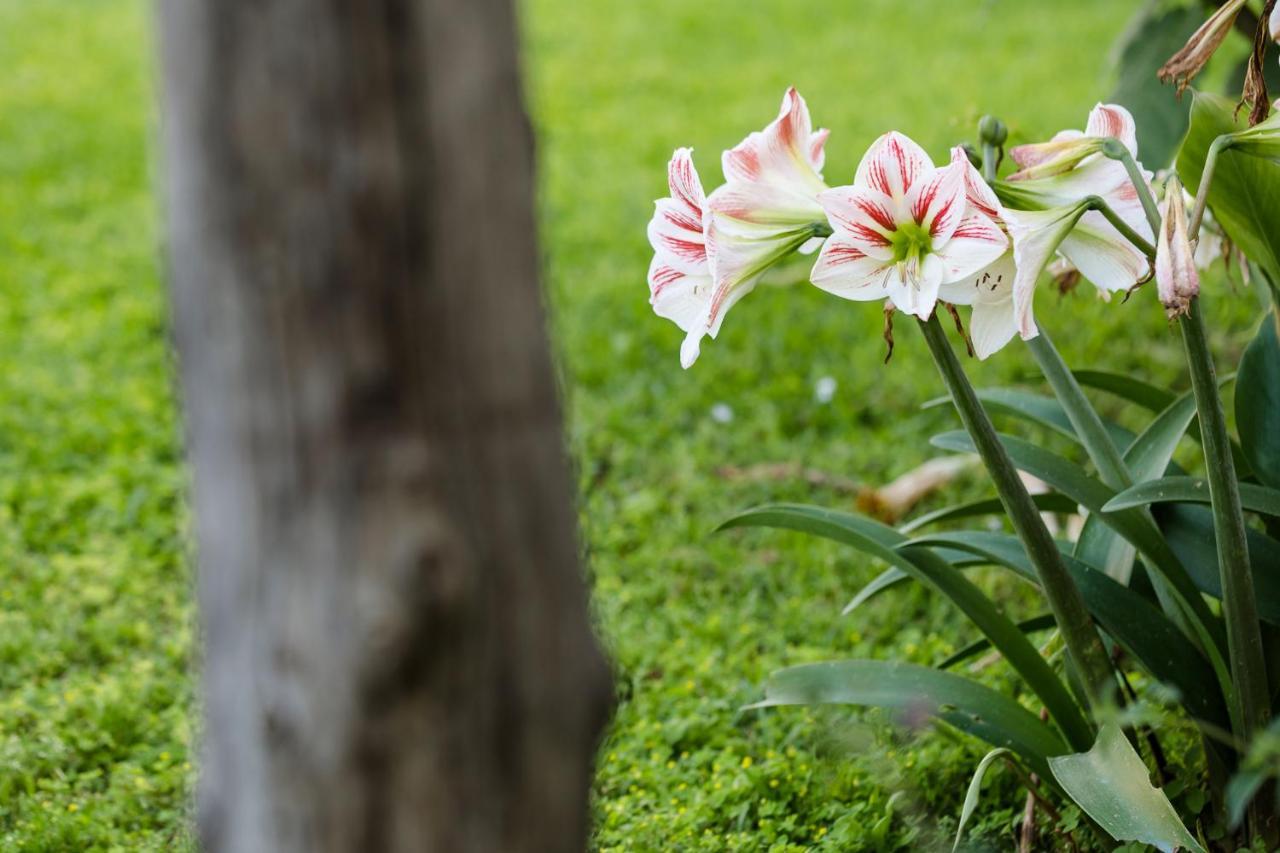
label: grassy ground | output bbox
[0,0,1265,849]
[0,1,193,849]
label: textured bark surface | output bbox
[157,2,612,850]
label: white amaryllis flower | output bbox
[647,88,830,368]
[810,132,1007,319]
[997,104,1154,338]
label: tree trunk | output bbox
[156,2,612,850]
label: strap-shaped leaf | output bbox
[1050,723,1206,853]
[1076,369,1249,475]
[844,566,908,615]
[923,388,1133,448]
[1158,504,1280,626]
[952,748,1014,852]
[1237,315,1280,489]
[752,660,1067,779]
[899,492,1077,534]
[906,530,1228,729]
[931,430,1225,657]
[939,614,1057,671]
[720,504,1094,749]
[1074,370,1175,412]
[1106,476,1280,518]
[841,551,989,615]
[1075,385,1198,583]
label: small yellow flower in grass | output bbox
[769,779,779,788]
[67,803,78,812]
[740,756,753,769]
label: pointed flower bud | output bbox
[1158,0,1248,95]
[1155,176,1200,320]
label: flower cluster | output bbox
[647,91,1182,366]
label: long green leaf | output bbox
[931,430,1224,653]
[841,551,990,615]
[1076,385,1200,583]
[1050,723,1205,853]
[952,748,1013,853]
[1237,315,1280,489]
[1158,504,1280,626]
[939,614,1057,671]
[1073,370,1175,412]
[1075,368,1250,474]
[923,388,1133,448]
[1106,476,1280,518]
[720,504,1094,749]
[899,492,1078,534]
[844,566,908,615]
[906,530,1228,729]
[753,660,1067,779]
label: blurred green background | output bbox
[0,0,1263,849]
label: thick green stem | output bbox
[1180,300,1271,746]
[918,314,1115,706]
[1026,332,1132,491]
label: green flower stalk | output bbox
[917,313,1117,708]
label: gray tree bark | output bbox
[157,2,612,850]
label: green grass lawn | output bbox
[0,0,1265,849]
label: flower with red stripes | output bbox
[810,131,1007,319]
[647,88,831,368]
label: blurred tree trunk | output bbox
[156,1,612,850]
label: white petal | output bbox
[817,185,898,260]
[721,86,828,197]
[970,296,1018,360]
[809,235,893,299]
[649,257,713,332]
[938,252,1016,307]
[905,162,966,245]
[855,131,934,200]
[883,254,944,319]
[647,198,708,274]
[647,148,710,274]
[1085,103,1139,157]
[1004,205,1087,339]
[709,180,825,227]
[1058,212,1150,294]
[935,214,1009,283]
[949,146,1002,221]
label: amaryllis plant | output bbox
[646,5,1280,851]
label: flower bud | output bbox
[978,115,1007,148]
[1155,176,1200,320]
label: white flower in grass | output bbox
[647,88,830,368]
[810,132,1007,320]
[996,104,1155,339]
